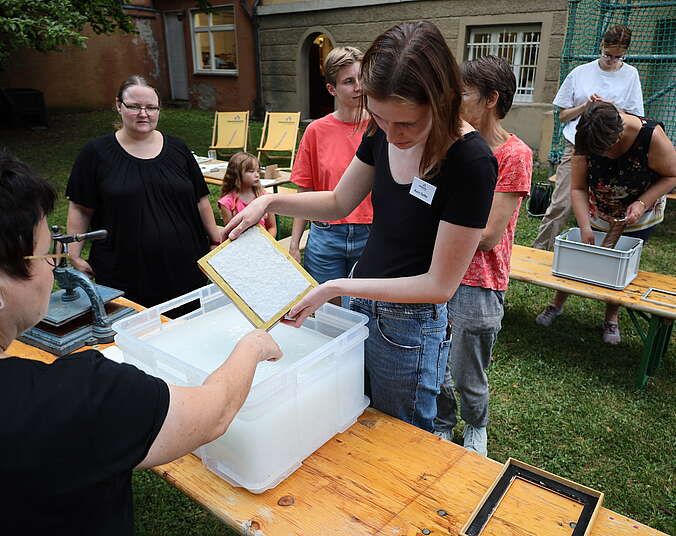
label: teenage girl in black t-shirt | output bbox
[224,22,497,432]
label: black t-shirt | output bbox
[66,133,210,307]
[0,350,170,535]
[354,128,497,279]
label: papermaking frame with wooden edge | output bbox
[461,458,604,536]
[197,225,318,331]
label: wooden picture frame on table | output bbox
[461,458,604,536]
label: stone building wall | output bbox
[0,15,168,110]
[258,0,569,159]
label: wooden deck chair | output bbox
[256,112,301,170]
[210,111,249,157]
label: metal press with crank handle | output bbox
[18,226,136,356]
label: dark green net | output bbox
[549,0,676,165]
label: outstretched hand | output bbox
[240,329,283,363]
[289,246,301,264]
[625,200,646,225]
[282,284,335,328]
[580,226,595,245]
[222,196,268,241]
[590,93,612,104]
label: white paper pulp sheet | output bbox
[207,227,311,323]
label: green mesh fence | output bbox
[549,0,676,164]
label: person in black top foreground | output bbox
[66,75,221,311]
[0,152,282,534]
[224,21,497,432]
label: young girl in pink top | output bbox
[218,152,276,237]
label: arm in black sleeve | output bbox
[441,151,498,229]
[86,352,170,473]
[355,128,377,166]
[180,139,210,199]
[66,141,100,210]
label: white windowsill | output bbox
[194,70,239,77]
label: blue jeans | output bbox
[435,285,504,432]
[303,222,371,284]
[349,298,451,432]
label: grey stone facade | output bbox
[258,0,569,159]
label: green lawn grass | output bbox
[1,108,673,535]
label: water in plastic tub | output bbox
[118,294,369,493]
[144,302,332,385]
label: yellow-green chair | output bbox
[210,111,249,157]
[257,112,301,170]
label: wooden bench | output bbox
[10,280,674,536]
[7,329,670,536]
[509,244,675,389]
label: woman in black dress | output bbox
[66,75,221,308]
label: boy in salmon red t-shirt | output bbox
[289,47,372,304]
[434,56,532,456]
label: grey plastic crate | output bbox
[552,228,643,290]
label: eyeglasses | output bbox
[23,253,70,268]
[601,52,625,61]
[121,101,161,114]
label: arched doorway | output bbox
[308,33,334,118]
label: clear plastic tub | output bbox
[552,228,643,290]
[112,284,369,493]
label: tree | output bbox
[0,0,135,64]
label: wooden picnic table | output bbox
[200,159,292,193]
[8,296,669,536]
[509,244,675,389]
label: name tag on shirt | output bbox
[409,176,436,205]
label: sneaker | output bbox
[602,321,621,344]
[463,425,488,457]
[536,304,563,327]
[434,429,453,442]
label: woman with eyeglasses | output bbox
[532,24,644,254]
[0,152,281,534]
[66,75,221,311]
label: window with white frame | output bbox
[192,6,237,74]
[466,25,541,102]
